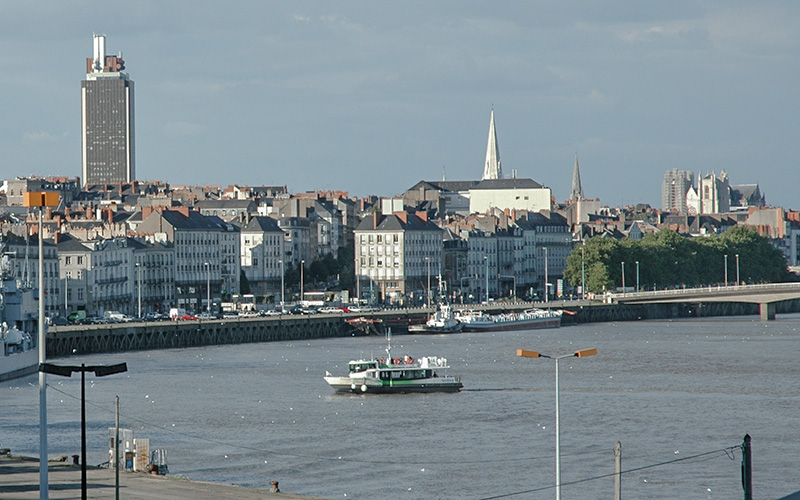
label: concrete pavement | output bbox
[0,455,331,500]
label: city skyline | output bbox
[1,2,798,209]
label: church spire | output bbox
[482,109,503,180]
[569,152,584,201]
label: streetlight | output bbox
[484,255,489,304]
[65,275,70,317]
[300,259,305,305]
[135,263,142,318]
[621,261,625,296]
[580,244,585,300]
[204,262,210,314]
[635,261,639,293]
[40,362,128,500]
[724,254,728,287]
[517,348,598,500]
[544,247,549,303]
[425,256,431,308]
[24,190,58,500]
[279,259,285,312]
[736,254,740,286]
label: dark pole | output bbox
[742,434,752,500]
[81,364,87,500]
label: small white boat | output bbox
[408,303,462,334]
[455,308,562,332]
[323,335,462,394]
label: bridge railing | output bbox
[607,282,800,302]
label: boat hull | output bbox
[324,376,462,394]
[0,349,38,382]
[460,317,561,332]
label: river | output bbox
[2,314,800,499]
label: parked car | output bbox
[47,315,70,326]
[178,314,198,321]
[319,307,343,314]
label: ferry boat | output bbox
[408,302,462,334]
[0,254,40,382]
[454,308,562,332]
[323,335,462,394]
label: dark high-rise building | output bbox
[81,34,135,186]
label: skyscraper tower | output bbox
[81,34,135,186]
[482,109,503,180]
[569,153,584,201]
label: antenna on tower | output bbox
[442,165,446,181]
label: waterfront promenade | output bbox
[0,455,331,500]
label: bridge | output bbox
[606,282,800,320]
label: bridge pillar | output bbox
[760,302,776,321]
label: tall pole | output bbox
[38,208,48,499]
[136,263,141,318]
[614,441,622,500]
[635,261,639,293]
[115,396,120,500]
[555,356,562,500]
[724,254,728,287]
[300,260,304,304]
[742,434,752,500]
[279,259,284,311]
[65,275,69,316]
[544,247,549,303]
[81,365,87,500]
[580,245,585,300]
[484,255,489,304]
[621,261,625,295]
[425,257,431,308]
[736,254,740,286]
[204,262,210,314]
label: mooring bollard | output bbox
[270,480,280,492]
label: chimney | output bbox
[415,210,427,222]
[393,211,407,224]
[177,206,190,217]
[141,206,153,221]
[54,232,60,244]
[372,211,378,229]
[45,207,52,220]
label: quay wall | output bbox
[47,316,350,358]
[47,299,800,358]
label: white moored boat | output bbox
[408,302,462,334]
[455,308,562,332]
[323,335,462,394]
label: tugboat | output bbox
[408,273,462,334]
[323,333,462,394]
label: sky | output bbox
[1,1,798,209]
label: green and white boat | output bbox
[323,335,462,394]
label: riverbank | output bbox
[0,454,332,500]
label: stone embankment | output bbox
[47,299,800,359]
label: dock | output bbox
[0,455,331,500]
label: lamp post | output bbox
[635,261,639,293]
[279,259,285,312]
[40,362,128,500]
[425,256,431,308]
[204,262,210,314]
[736,254,740,286]
[65,275,70,317]
[300,259,305,304]
[484,255,489,304]
[544,247,549,303]
[517,348,598,500]
[724,254,728,287]
[135,263,142,318]
[621,261,625,296]
[24,190,59,500]
[580,245,585,300]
